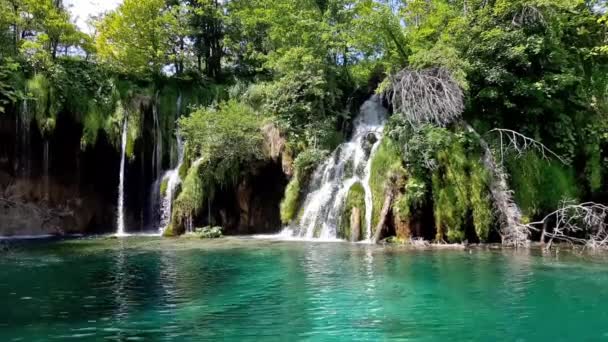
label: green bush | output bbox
[193,226,223,239]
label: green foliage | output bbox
[339,182,366,241]
[280,177,301,224]
[171,160,205,234]
[179,99,264,188]
[193,226,223,239]
[96,0,177,76]
[280,148,328,224]
[431,138,470,242]
[293,148,328,182]
[369,139,405,230]
[508,152,581,218]
[0,59,24,113]
[469,161,493,241]
[26,74,58,135]
[171,99,264,233]
[394,177,427,221]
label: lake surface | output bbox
[1,237,608,341]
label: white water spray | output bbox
[282,95,387,241]
[116,119,128,236]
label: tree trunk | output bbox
[350,207,361,242]
[372,190,395,244]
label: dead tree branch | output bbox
[527,201,608,250]
[465,124,529,247]
[385,68,464,127]
[512,5,546,27]
[488,129,567,165]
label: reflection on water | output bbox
[1,238,608,341]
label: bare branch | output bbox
[385,68,464,127]
[527,201,608,250]
[489,129,568,165]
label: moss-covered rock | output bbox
[280,177,301,224]
[160,177,169,198]
[339,182,366,241]
[192,226,223,239]
[162,225,176,237]
[369,139,405,233]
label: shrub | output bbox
[193,226,223,239]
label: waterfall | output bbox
[158,133,184,234]
[283,95,387,241]
[116,119,128,236]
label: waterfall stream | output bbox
[116,119,128,236]
[159,133,184,234]
[282,95,387,241]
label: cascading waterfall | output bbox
[151,92,184,233]
[159,133,184,234]
[116,119,128,236]
[283,95,387,241]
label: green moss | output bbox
[394,177,426,221]
[469,160,493,241]
[280,177,301,224]
[369,139,404,231]
[171,161,206,235]
[162,225,175,237]
[339,182,366,241]
[508,152,581,218]
[431,135,494,243]
[26,74,59,136]
[160,178,169,198]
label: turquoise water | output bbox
[1,237,608,341]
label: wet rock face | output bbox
[0,175,110,236]
[205,159,288,235]
[0,114,119,236]
[362,133,378,156]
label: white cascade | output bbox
[159,133,184,234]
[116,119,128,236]
[282,95,387,241]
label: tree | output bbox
[95,0,176,76]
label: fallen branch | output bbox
[465,124,529,247]
[488,129,567,165]
[527,201,608,250]
[372,189,395,244]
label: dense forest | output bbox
[1,0,608,248]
